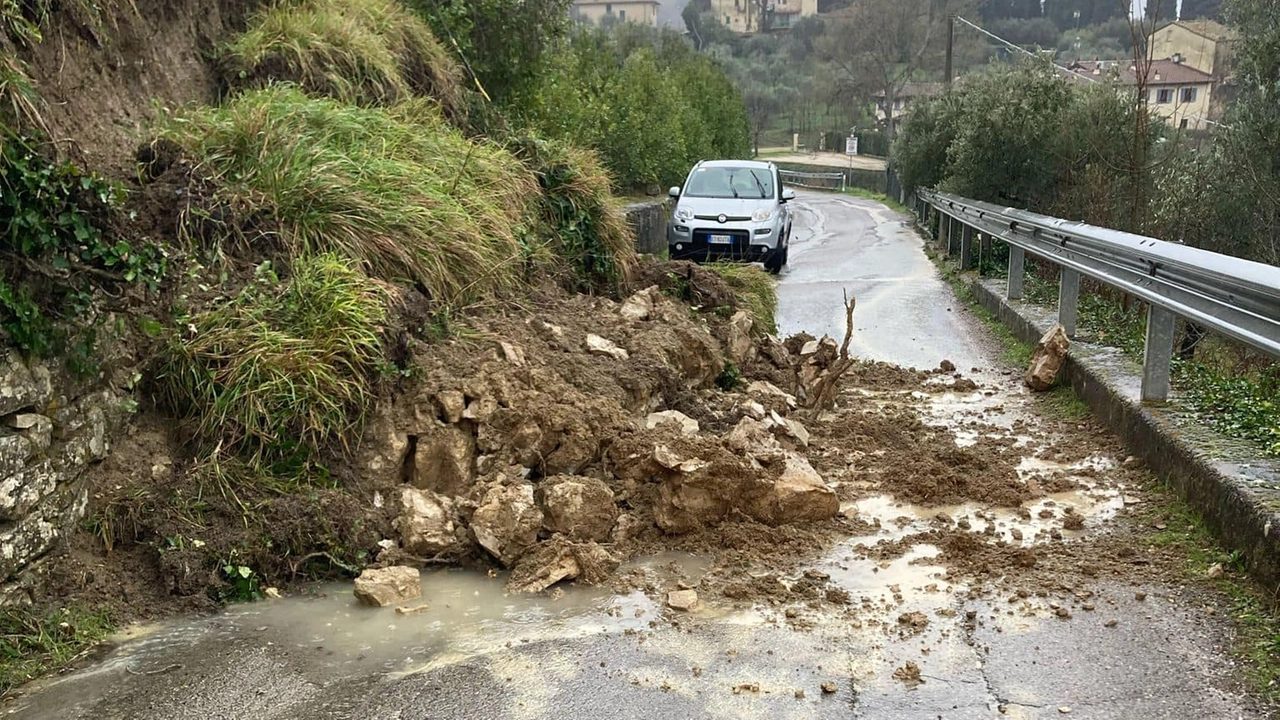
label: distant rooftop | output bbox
[1064,58,1215,86]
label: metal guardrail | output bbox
[780,169,845,192]
[915,188,1280,402]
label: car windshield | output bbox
[684,166,775,199]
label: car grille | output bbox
[693,214,751,222]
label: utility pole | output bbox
[944,15,954,86]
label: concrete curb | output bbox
[964,274,1280,596]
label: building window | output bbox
[1180,118,1189,129]
[618,8,625,19]
[1156,88,1173,104]
[1181,87,1197,103]
[605,2,611,11]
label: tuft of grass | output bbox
[1139,481,1280,705]
[0,56,43,131]
[843,187,908,214]
[158,87,539,303]
[159,254,389,470]
[0,605,113,698]
[513,135,635,291]
[706,262,778,335]
[224,0,463,120]
[1040,385,1089,420]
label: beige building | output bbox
[572,0,660,26]
[1149,20,1237,80]
[1066,58,1216,131]
[711,0,818,34]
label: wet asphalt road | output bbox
[8,191,1268,720]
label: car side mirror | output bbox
[668,186,681,199]
[782,188,796,201]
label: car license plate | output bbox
[708,234,732,245]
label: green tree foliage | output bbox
[404,0,573,119]
[894,59,1148,224]
[530,25,750,188]
[1148,0,1280,266]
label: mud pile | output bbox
[357,280,847,593]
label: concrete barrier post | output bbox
[1141,305,1176,403]
[1058,266,1080,337]
[1007,246,1025,300]
[960,224,974,270]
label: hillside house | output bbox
[1065,58,1215,130]
[572,0,660,26]
[711,0,818,34]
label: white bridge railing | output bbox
[915,188,1280,403]
[779,169,845,192]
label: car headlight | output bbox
[752,208,774,222]
[675,207,693,221]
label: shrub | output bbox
[158,87,539,303]
[160,254,389,469]
[513,135,635,290]
[224,0,464,119]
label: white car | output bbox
[666,159,795,274]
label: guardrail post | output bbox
[960,224,974,270]
[1058,267,1080,337]
[979,233,991,274]
[938,212,949,251]
[1007,246,1025,300]
[1141,305,1176,403]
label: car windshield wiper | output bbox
[748,170,769,199]
[727,173,740,199]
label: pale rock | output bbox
[653,445,709,473]
[397,487,458,556]
[507,539,620,594]
[1025,324,1070,391]
[620,286,660,321]
[800,340,821,356]
[586,334,630,361]
[725,310,755,364]
[747,381,798,409]
[353,566,422,607]
[1207,562,1224,579]
[645,410,700,435]
[539,475,617,542]
[725,417,779,454]
[471,484,544,566]
[667,589,699,611]
[742,400,767,421]
[500,342,527,367]
[768,410,810,447]
[753,453,839,525]
[462,397,498,423]
[5,413,48,430]
[435,390,466,424]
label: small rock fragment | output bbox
[820,681,838,694]
[1059,707,1072,714]
[939,359,956,373]
[1207,563,1224,579]
[1134,592,1146,601]
[395,603,431,616]
[500,342,527,366]
[585,334,630,361]
[667,589,699,611]
[1104,619,1118,628]
[645,410,700,435]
